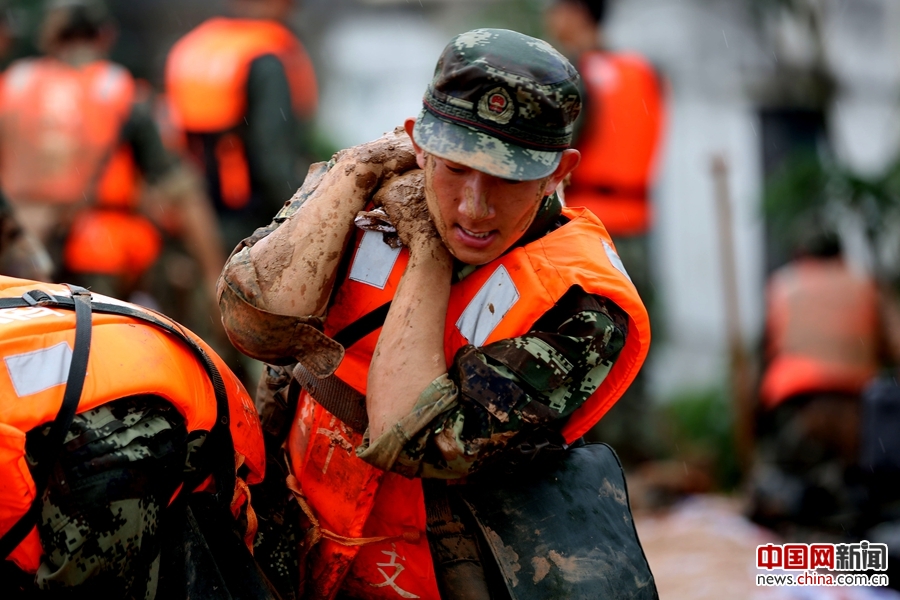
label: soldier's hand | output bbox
[339,126,417,190]
[372,169,440,249]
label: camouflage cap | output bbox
[414,28,582,181]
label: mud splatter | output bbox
[532,556,551,583]
[355,170,377,191]
[598,477,628,506]
[372,170,438,246]
[484,527,521,587]
[548,549,614,584]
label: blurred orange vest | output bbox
[0,58,161,278]
[760,259,881,408]
[566,51,665,237]
[165,17,318,210]
[0,58,135,205]
[0,277,265,573]
[287,208,651,599]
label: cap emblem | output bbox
[478,87,515,125]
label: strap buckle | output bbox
[21,290,55,306]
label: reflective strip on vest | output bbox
[455,264,520,347]
[603,240,632,282]
[5,342,72,397]
[349,231,403,290]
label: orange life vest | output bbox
[0,58,135,206]
[566,51,665,237]
[287,207,650,599]
[165,18,318,210]
[62,137,159,279]
[0,276,265,574]
[760,259,881,408]
[0,58,161,278]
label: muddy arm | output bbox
[217,128,415,370]
[365,167,454,439]
[245,127,415,318]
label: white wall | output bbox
[316,13,446,148]
[607,0,768,399]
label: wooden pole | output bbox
[710,153,755,474]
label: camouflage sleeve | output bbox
[357,287,629,478]
[25,395,190,598]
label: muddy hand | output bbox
[371,169,437,248]
[341,126,417,189]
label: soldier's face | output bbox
[420,155,547,265]
[404,118,579,266]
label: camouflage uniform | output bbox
[4,396,196,599]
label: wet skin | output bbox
[403,118,580,266]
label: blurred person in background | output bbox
[0,7,53,282]
[749,219,900,534]
[165,0,318,255]
[0,0,225,303]
[545,0,667,464]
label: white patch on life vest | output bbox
[4,61,34,95]
[348,230,402,289]
[0,305,66,325]
[5,342,73,397]
[93,64,127,103]
[456,265,519,347]
[603,240,632,283]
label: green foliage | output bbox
[467,0,545,39]
[763,151,828,221]
[657,388,742,490]
[763,149,900,277]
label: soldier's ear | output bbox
[404,118,427,170]
[543,149,580,196]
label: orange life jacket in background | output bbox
[566,51,666,237]
[287,208,650,599]
[0,277,265,573]
[165,17,318,210]
[0,59,161,279]
[0,58,135,205]
[760,259,882,409]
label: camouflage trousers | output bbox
[10,395,191,599]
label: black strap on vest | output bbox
[0,286,92,559]
[0,287,236,559]
[331,301,391,350]
[291,301,392,435]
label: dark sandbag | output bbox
[460,443,658,600]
